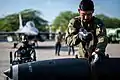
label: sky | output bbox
[0,0,120,24]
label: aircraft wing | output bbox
[0,31,15,35]
[0,31,25,35]
[38,32,57,35]
[0,32,26,42]
[0,31,58,35]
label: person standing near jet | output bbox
[55,32,63,56]
[68,45,75,56]
[66,0,108,63]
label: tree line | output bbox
[0,9,120,32]
[52,11,120,32]
[0,9,48,32]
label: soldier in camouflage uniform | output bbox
[66,0,108,61]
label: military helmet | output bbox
[79,0,94,11]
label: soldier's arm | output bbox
[65,19,81,46]
[95,21,108,54]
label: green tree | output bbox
[95,14,120,28]
[52,11,79,32]
[53,12,120,32]
[0,9,48,32]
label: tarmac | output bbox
[0,40,120,80]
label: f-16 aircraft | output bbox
[0,13,56,47]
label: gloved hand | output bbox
[78,28,88,41]
[78,28,92,42]
[90,52,99,65]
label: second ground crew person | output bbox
[66,0,108,63]
[55,32,63,56]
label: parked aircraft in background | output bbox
[0,13,56,47]
[106,28,120,43]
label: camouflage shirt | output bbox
[66,16,108,57]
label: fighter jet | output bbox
[0,13,57,48]
[0,13,49,42]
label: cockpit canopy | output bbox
[25,21,35,28]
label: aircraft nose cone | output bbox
[4,68,12,79]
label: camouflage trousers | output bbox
[77,43,105,58]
